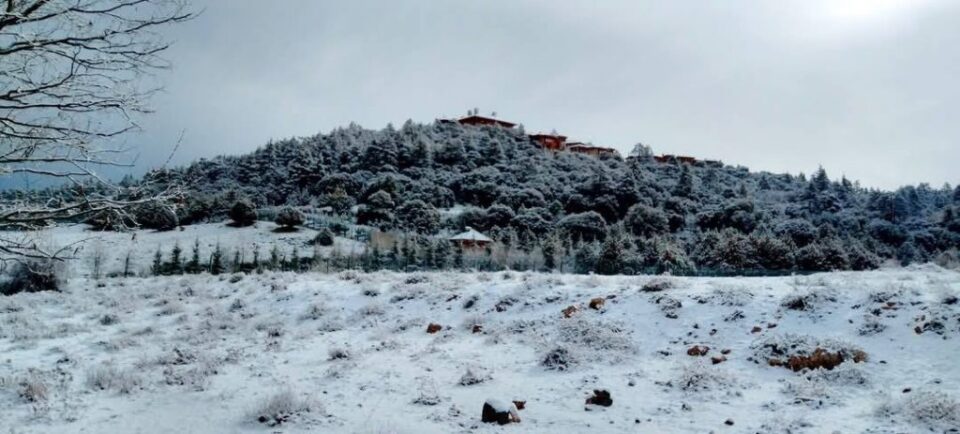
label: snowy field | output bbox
[1,266,959,433]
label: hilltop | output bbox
[22,118,959,275]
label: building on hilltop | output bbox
[449,227,493,250]
[454,115,517,129]
[529,133,568,151]
[566,142,619,158]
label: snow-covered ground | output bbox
[1,266,959,433]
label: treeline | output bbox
[22,120,960,275]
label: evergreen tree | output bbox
[186,239,201,274]
[673,165,695,197]
[595,233,625,275]
[269,244,281,270]
[453,243,464,269]
[123,251,133,278]
[232,249,242,272]
[152,247,163,276]
[168,242,183,274]
[210,244,225,275]
[542,234,558,270]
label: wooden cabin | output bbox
[654,154,697,164]
[566,143,619,157]
[529,133,567,151]
[456,115,517,129]
[449,227,493,250]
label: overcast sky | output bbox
[128,0,959,190]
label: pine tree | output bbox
[169,242,183,275]
[542,234,557,270]
[453,243,464,269]
[673,165,695,197]
[152,247,163,276]
[269,244,280,270]
[123,251,133,278]
[367,243,381,271]
[595,234,625,275]
[433,239,450,269]
[290,247,300,271]
[210,243,225,275]
[232,249,242,272]
[186,239,201,274]
[401,237,415,269]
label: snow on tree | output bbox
[0,0,193,260]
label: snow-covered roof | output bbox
[449,227,492,242]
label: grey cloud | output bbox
[124,0,959,190]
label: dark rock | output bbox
[589,297,606,310]
[482,399,520,425]
[585,389,612,407]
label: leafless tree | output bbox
[0,0,193,261]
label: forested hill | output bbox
[138,120,959,274]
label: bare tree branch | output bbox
[0,0,194,261]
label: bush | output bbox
[312,228,335,246]
[396,200,440,233]
[624,204,669,237]
[133,201,179,231]
[250,390,319,426]
[85,209,134,231]
[274,206,305,230]
[1,260,62,296]
[229,199,258,226]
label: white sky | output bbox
[128,0,959,190]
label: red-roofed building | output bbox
[529,133,567,151]
[566,143,619,158]
[456,115,517,129]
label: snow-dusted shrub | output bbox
[0,260,63,295]
[85,365,142,394]
[163,358,221,391]
[651,294,682,318]
[672,362,736,392]
[858,316,887,336]
[458,367,492,386]
[328,347,351,360]
[300,302,328,321]
[250,390,319,426]
[403,274,430,284]
[357,303,385,317]
[555,317,634,356]
[274,206,305,230]
[641,279,673,293]
[311,228,335,246]
[156,299,184,316]
[698,285,754,306]
[99,313,120,326]
[316,315,345,333]
[18,377,48,403]
[782,363,869,408]
[876,390,960,430]
[779,287,837,312]
[133,201,179,231]
[541,346,577,371]
[229,199,257,227]
[411,379,442,406]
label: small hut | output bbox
[449,227,493,250]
